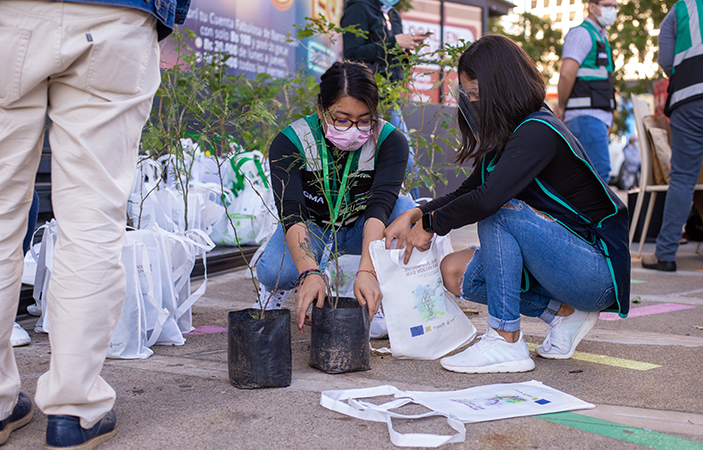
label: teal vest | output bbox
[280,114,395,226]
[480,107,630,317]
[665,0,703,115]
[566,20,616,112]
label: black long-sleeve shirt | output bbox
[270,126,409,230]
[420,120,613,235]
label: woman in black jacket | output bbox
[386,35,630,374]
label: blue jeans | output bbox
[460,199,616,332]
[566,115,611,183]
[655,100,703,261]
[257,195,416,290]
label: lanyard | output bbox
[319,145,356,226]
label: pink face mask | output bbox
[325,125,373,151]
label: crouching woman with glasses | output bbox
[256,61,415,333]
[385,35,630,374]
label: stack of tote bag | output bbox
[369,236,476,360]
[31,220,215,359]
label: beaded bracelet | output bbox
[294,268,323,288]
[356,269,377,281]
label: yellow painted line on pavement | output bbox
[526,343,661,370]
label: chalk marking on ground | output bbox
[525,343,660,370]
[500,323,703,347]
[599,303,696,321]
[631,295,703,306]
[574,404,703,438]
[540,411,703,449]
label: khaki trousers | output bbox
[0,1,160,428]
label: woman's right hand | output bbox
[295,273,326,334]
[384,207,423,249]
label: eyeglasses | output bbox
[328,115,377,132]
[597,2,620,11]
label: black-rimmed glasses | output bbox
[328,115,377,132]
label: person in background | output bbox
[642,0,703,272]
[255,61,413,337]
[0,1,190,448]
[555,0,619,183]
[617,135,640,191]
[386,35,630,374]
[341,0,428,200]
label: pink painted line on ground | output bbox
[184,325,227,336]
[599,303,695,321]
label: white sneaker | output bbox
[11,323,31,347]
[369,309,388,339]
[253,283,291,310]
[26,304,41,316]
[536,309,599,359]
[440,328,534,374]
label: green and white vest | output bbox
[566,20,616,112]
[280,114,395,226]
[665,0,703,115]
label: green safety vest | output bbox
[280,114,395,227]
[566,20,616,112]
[665,0,703,115]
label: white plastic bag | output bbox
[108,241,164,359]
[167,228,216,333]
[32,221,58,334]
[320,381,595,448]
[324,255,361,299]
[125,226,186,346]
[125,224,214,344]
[369,236,476,360]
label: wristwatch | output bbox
[421,212,434,233]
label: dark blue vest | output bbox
[481,106,630,317]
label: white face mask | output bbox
[597,6,617,27]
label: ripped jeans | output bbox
[460,199,616,332]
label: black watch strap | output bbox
[422,212,434,233]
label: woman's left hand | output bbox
[354,271,383,319]
[403,221,434,264]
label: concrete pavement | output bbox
[5,226,703,449]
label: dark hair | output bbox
[454,35,546,166]
[318,61,379,119]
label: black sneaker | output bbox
[641,254,677,272]
[45,409,116,450]
[0,392,33,445]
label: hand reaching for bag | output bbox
[403,221,433,264]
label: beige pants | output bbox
[0,1,160,428]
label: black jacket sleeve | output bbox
[419,122,558,235]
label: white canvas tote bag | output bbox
[320,381,595,447]
[369,236,476,360]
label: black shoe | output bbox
[0,392,33,445]
[45,410,116,450]
[641,254,677,272]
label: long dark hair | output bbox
[454,35,545,166]
[318,61,379,118]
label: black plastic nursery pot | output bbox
[309,297,370,374]
[227,308,291,389]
